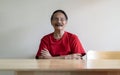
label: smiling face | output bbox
[51,12,67,31]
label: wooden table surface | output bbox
[0,59,120,71]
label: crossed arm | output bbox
[38,48,82,60]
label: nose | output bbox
[58,20,61,23]
[56,19,62,23]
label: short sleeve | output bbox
[70,35,86,56]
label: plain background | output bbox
[0,0,120,58]
[0,0,120,75]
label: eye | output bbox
[60,18,66,21]
[52,18,66,21]
[52,18,58,21]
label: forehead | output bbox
[53,12,66,18]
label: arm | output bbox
[38,54,82,59]
[54,53,82,60]
[70,35,86,57]
[38,49,82,59]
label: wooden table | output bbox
[0,59,120,75]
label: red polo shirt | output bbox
[36,31,86,58]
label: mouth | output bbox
[55,24,63,27]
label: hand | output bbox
[72,54,82,60]
[41,48,52,59]
[64,55,72,59]
[65,54,82,60]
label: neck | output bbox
[53,30,65,40]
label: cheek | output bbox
[63,21,67,25]
[51,21,55,25]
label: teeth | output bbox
[56,24,62,26]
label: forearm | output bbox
[37,55,65,59]
[38,53,82,59]
[64,53,82,59]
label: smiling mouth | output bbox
[55,24,63,27]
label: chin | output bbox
[55,27,63,29]
[55,28,63,31]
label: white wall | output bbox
[0,0,120,59]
